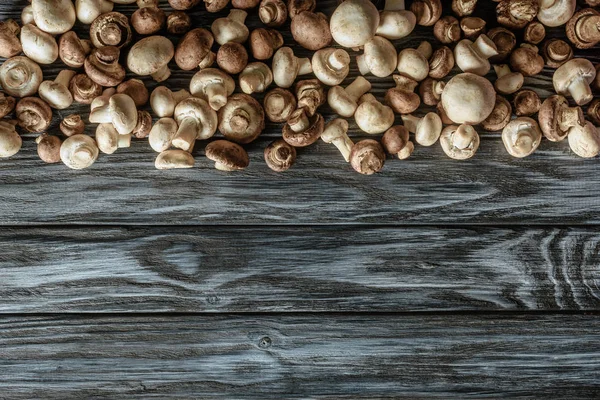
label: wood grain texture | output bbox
[1,314,599,399]
[1,226,599,313]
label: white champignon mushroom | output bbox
[357,36,398,78]
[501,117,542,158]
[38,70,76,109]
[537,0,576,28]
[21,6,35,26]
[190,68,235,111]
[454,34,499,76]
[149,117,178,153]
[155,150,195,170]
[0,120,21,158]
[76,0,114,25]
[172,97,218,152]
[211,9,249,45]
[60,134,99,170]
[568,121,600,158]
[89,93,138,135]
[0,56,43,98]
[20,24,59,65]
[439,124,480,160]
[127,36,175,82]
[329,0,380,49]
[31,0,76,35]
[354,93,395,134]
[327,76,372,118]
[239,62,273,94]
[553,58,597,106]
[441,72,497,125]
[272,47,313,89]
[376,0,417,40]
[493,64,524,95]
[401,112,443,146]
[95,123,131,155]
[312,48,351,86]
[150,87,191,118]
[321,118,354,162]
[396,46,430,82]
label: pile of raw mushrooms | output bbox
[0,0,599,175]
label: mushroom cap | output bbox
[149,117,178,153]
[454,38,493,76]
[259,0,288,27]
[537,0,575,27]
[167,11,192,35]
[127,36,175,77]
[190,68,236,110]
[69,74,102,104]
[413,112,443,147]
[117,79,149,107]
[211,10,250,45]
[439,124,480,160]
[350,139,385,175]
[376,9,417,41]
[487,27,516,63]
[76,0,114,25]
[541,38,573,69]
[59,31,91,68]
[330,0,380,48]
[355,97,395,135]
[250,28,284,60]
[205,140,250,171]
[264,88,296,123]
[510,46,544,77]
[291,11,332,51]
[359,36,397,78]
[272,47,301,88]
[16,97,53,133]
[32,0,76,35]
[282,109,324,147]
[553,58,596,104]
[60,114,86,137]
[385,76,420,114]
[382,125,410,155]
[90,11,132,48]
[0,56,43,98]
[328,86,359,118]
[175,28,214,71]
[0,20,23,58]
[589,99,600,126]
[419,77,445,106]
[217,42,249,75]
[0,123,22,158]
[288,0,316,19]
[20,24,59,65]
[95,123,120,154]
[36,133,62,163]
[174,97,218,140]
[168,0,200,10]
[60,134,99,170]
[320,118,349,144]
[264,139,297,172]
[218,93,265,144]
[433,16,461,44]
[481,95,512,132]
[566,8,600,49]
[296,79,325,116]
[428,46,454,79]
[312,48,350,86]
[0,93,16,119]
[523,21,545,44]
[460,17,486,40]
[239,62,274,94]
[39,79,74,110]
[501,117,542,158]
[494,70,524,95]
[568,121,600,158]
[538,95,584,142]
[441,72,496,125]
[397,48,429,82]
[131,6,166,35]
[513,89,541,116]
[109,94,139,135]
[411,0,443,26]
[84,46,126,87]
[155,149,195,170]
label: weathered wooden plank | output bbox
[1,226,599,313]
[0,313,599,399]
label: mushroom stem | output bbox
[55,69,77,87]
[494,64,512,79]
[288,109,310,133]
[328,50,350,71]
[172,117,199,152]
[568,78,593,106]
[473,35,499,59]
[453,125,475,149]
[384,0,406,11]
[576,15,600,43]
[228,9,248,24]
[558,106,584,132]
[118,134,131,148]
[400,114,420,133]
[205,83,228,111]
[297,58,313,76]
[345,77,372,102]
[151,64,171,82]
[514,128,536,154]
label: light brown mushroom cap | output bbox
[60,134,99,170]
[149,117,178,153]
[454,0,477,16]
[397,48,429,82]
[510,44,544,77]
[239,62,273,94]
[568,121,600,158]
[90,12,132,49]
[385,74,420,115]
[402,112,442,147]
[69,74,102,105]
[0,121,22,158]
[433,16,461,44]
[211,9,249,45]
[282,108,324,147]
[167,11,192,35]
[440,124,480,160]
[38,70,76,110]
[259,0,288,27]
[36,133,62,163]
[513,89,541,117]
[493,64,524,95]
[411,0,442,26]
[327,76,372,118]
[496,0,538,29]
[538,95,584,142]
[204,0,229,12]
[330,0,380,48]
[117,79,149,107]
[523,21,545,44]
[0,56,43,98]
[501,117,542,158]
[481,95,512,132]
[288,0,315,19]
[84,46,126,87]
[541,38,573,69]
[0,93,16,119]
[487,27,516,63]
[264,139,297,172]
[312,48,350,86]
[60,114,85,137]
[59,31,92,69]
[190,68,236,111]
[127,36,175,82]
[454,35,498,76]
[20,24,59,65]
[355,94,395,135]
[16,97,52,133]
[32,0,76,35]
[131,6,166,35]
[218,93,265,144]
[441,72,496,125]
[538,0,575,27]
[460,17,486,40]
[175,28,215,71]
[382,125,413,160]
[0,20,22,58]
[205,140,250,171]
[291,11,332,51]
[155,150,195,170]
[553,58,596,106]
[429,46,454,79]
[295,79,325,116]
[357,36,397,78]
[263,88,297,123]
[350,139,385,175]
[566,8,600,49]
[169,0,200,10]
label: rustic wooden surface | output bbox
[1,0,599,398]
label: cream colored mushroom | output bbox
[454,35,499,76]
[397,46,429,82]
[20,24,59,65]
[263,88,296,123]
[401,112,442,146]
[32,0,76,35]
[272,47,313,89]
[150,87,191,118]
[493,64,524,95]
[76,0,114,24]
[90,88,116,113]
[21,6,35,26]
[553,58,597,106]
[354,94,395,135]
[190,68,235,111]
[0,56,43,98]
[440,124,480,160]
[0,120,21,158]
[218,94,265,144]
[172,97,218,152]
[60,134,99,170]
[90,94,138,135]
[376,0,417,40]
[568,121,600,158]
[441,73,497,125]
[149,117,178,153]
[127,36,175,82]
[357,36,398,78]
[327,76,372,118]
[330,0,380,48]
[239,62,273,95]
[321,118,354,162]
[538,0,576,27]
[312,48,350,86]
[38,70,76,110]
[155,150,195,170]
[501,117,542,158]
[95,123,131,155]
[211,9,249,45]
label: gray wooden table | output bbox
[1,0,600,398]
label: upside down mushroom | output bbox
[440,124,480,160]
[502,117,542,158]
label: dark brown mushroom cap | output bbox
[382,126,410,155]
[60,114,85,137]
[264,139,297,172]
[496,0,539,29]
[411,0,442,26]
[0,19,22,58]
[282,109,324,147]
[541,38,573,69]
[117,79,149,107]
[429,46,454,79]
[218,94,265,144]
[132,110,153,139]
[264,88,297,123]
[538,95,584,142]
[385,87,420,115]
[250,28,284,60]
[84,46,126,87]
[90,12,132,49]
[167,12,192,35]
[205,140,250,171]
[433,16,461,44]
[419,77,444,106]
[288,0,315,19]
[513,89,540,117]
[232,0,260,8]
[487,27,516,63]
[0,93,16,119]
[290,11,332,51]
[175,28,215,71]
[510,46,544,77]
[217,42,249,75]
[481,95,512,132]
[59,31,91,69]
[36,134,62,163]
[523,21,545,44]
[169,0,201,10]
[16,97,52,133]
[204,0,230,12]
[566,8,600,49]
[350,139,386,175]
[452,0,478,17]
[132,6,166,35]
[588,99,600,126]
[69,74,102,105]
[259,0,288,27]
[295,79,325,117]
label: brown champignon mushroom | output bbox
[169,0,200,10]
[350,139,385,175]
[0,19,22,58]
[460,17,486,40]
[211,9,249,45]
[566,8,600,49]
[36,133,62,163]
[523,21,545,44]
[0,120,21,158]
[0,93,16,119]
[127,36,175,82]
[218,94,265,144]
[538,95,584,142]
[175,28,215,71]
[312,48,350,86]
[357,36,397,78]
[441,72,497,125]
[493,64,524,95]
[481,95,512,132]
[440,124,480,160]
[454,35,499,76]
[205,140,250,171]
[496,0,539,30]
[419,77,445,106]
[329,0,380,49]
[433,16,461,44]
[537,0,576,27]
[250,28,284,60]
[167,12,191,35]
[288,0,314,19]
[232,0,260,8]
[588,99,600,126]
[132,110,153,139]
[204,0,230,12]
[69,74,102,104]
[117,79,149,107]
[411,0,442,26]
[131,6,166,35]
[264,139,297,172]
[510,44,544,77]
[84,46,126,87]
[437,102,455,126]
[487,27,516,63]
[282,108,324,147]
[568,121,600,158]
[513,90,541,117]
[90,12,131,49]
[385,74,420,114]
[259,0,288,27]
[382,125,414,160]
[291,11,332,51]
[59,31,92,69]
[553,58,597,106]
[60,114,85,137]
[541,38,573,69]
[428,46,454,79]
[264,88,296,123]
[452,0,478,17]
[502,117,542,158]
[295,79,325,117]
[217,42,248,75]
[16,97,52,133]
[327,76,371,118]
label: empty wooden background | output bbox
[0,0,599,398]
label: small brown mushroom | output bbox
[510,44,544,77]
[127,36,175,82]
[84,46,126,87]
[454,35,499,76]
[259,0,288,27]
[568,122,600,158]
[312,48,350,86]
[538,95,584,142]
[288,0,314,19]
[357,36,397,78]
[16,97,52,133]
[250,28,284,60]
[90,12,132,49]
[291,11,332,51]
[175,28,215,71]
[452,0,478,17]
[460,17,486,40]
[211,9,249,45]
[350,139,385,175]
[419,77,445,106]
[440,124,480,160]
[264,88,296,123]
[566,8,600,49]
[382,125,414,160]
[117,79,149,107]
[217,42,249,75]
[402,112,443,146]
[205,140,250,171]
[433,16,461,44]
[218,93,265,144]
[264,139,297,172]
[36,133,62,163]
[481,95,512,132]
[493,64,524,95]
[239,62,273,94]
[321,118,354,162]
[411,0,442,26]
[327,76,371,118]
[59,31,92,69]
[523,21,545,44]
[428,46,454,79]
[132,110,153,139]
[169,0,200,10]
[155,150,195,170]
[0,19,22,58]
[513,90,541,117]
[487,27,516,63]
[502,117,542,158]
[553,58,596,106]
[0,120,21,158]
[0,93,16,119]
[69,74,102,104]
[167,12,191,35]
[385,75,420,114]
[60,114,85,137]
[282,108,324,147]
[295,79,325,116]
[588,99,600,126]
[541,39,573,69]
[496,0,539,30]
[355,94,395,135]
[131,6,166,35]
